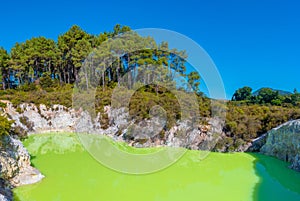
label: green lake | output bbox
[14,133,300,201]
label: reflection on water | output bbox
[249,153,300,201]
[14,134,300,201]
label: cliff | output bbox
[0,135,44,201]
[4,102,225,152]
[259,120,300,171]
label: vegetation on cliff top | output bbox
[232,86,300,107]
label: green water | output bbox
[14,133,300,201]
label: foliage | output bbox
[0,24,133,89]
[187,71,201,92]
[0,48,10,90]
[232,86,252,101]
[39,72,54,89]
[18,82,37,92]
[218,103,300,151]
[232,86,300,107]
[0,114,12,137]
[0,102,6,108]
[0,84,73,107]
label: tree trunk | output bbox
[74,67,78,82]
[48,61,51,73]
[67,64,70,83]
[85,67,89,90]
[117,57,120,86]
[2,77,6,90]
[64,68,67,83]
[127,54,131,89]
[102,71,105,91]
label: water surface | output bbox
[14,133,300,201]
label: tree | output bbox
[39,72,54,89]
[71,38,92,81]
[0,24,196,98]
[232,86,252,101]
[0,48,10,89]
[291,88,300,106]
[10,37,59,85]
[187,71,201,92]
[256,88,280,104]
[58,25,92,83]
[10,43,28,87]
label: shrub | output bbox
[12,125,28,140]
[0,102,6,108]
[225,103,300,143]
[0,114,13,137]
[19,116,34,131]
[18,83,37,92]
[39,73,54,89]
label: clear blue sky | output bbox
[0,0,299,99]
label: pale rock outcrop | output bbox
[0,136,44,185]
[4,102,225,152]
[259,120,300,171]
[0,194,9,201]
[0,135,44,201]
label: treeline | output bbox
[0,24,200,93]
[0,25,123,88]
[232,86,300,107]
[0,24,131,88]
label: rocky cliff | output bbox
[257,120,300,171]
[4,102,225,152]
[0,135,44,201]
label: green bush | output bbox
[0,102,6,108]
[18,83,37,92]
[0,84,73,108]
[39,73,54,89]
[225,103,300,143]
[0,114,12,137]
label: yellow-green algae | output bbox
[14,133,300,201]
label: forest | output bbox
[0,24,200,93]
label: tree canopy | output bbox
[0,24,201,95]
[232,86,252,101]
[232,86,299,107]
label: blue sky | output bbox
[0,0,299,99]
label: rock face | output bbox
[0,135,44,201]
[4,102,225,152]
[5,102,81,134]
[247,134,268,152]
[0,179,11,201]
[259,120,300,171]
